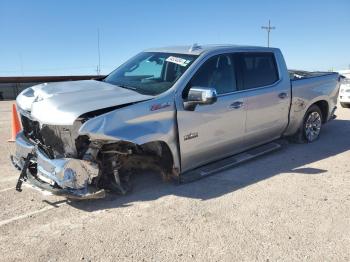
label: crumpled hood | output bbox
[16,80,153,125]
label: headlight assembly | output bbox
[22,88,34,97]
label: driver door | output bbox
[176,54,248,172]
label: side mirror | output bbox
[184,87,217,111]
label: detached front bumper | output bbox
[11,132,105,200]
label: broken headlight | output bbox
[22,87,34,97]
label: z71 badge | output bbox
[184,132,198,141]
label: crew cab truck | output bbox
[12,45,340,199]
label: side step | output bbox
[179,141,283,183]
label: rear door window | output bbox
[238,52,279,90]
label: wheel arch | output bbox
[313,100,329,123]
[139,140,176,174]
[96,139,179,179]
[285,97,331,137]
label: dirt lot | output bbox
[0,100,349,261]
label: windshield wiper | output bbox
[118,84,137,90]
[110,82,137,91]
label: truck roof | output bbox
[145,44,278,55]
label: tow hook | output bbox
[15,153,34,192]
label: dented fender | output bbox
[78,95,181,169]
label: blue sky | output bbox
[0,0,349,76]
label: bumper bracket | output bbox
[15,153,33,192]
[12,132,106,200]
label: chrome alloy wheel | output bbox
[304,111,322,142]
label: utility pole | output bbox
[97,28,101,75]
[261,20,275,47]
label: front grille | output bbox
[20,114,83,158]
[40,125,67,156]
[21,115,41,139]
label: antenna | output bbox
[189,43,201,52]
[97,28,101,75]
[261,20,276,47]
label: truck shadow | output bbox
[67,118,350,212]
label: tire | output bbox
[290,105,322,143]
[340,102,350,108]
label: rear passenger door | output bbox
[236,52,290,147]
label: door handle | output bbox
[229,101,244,109]
[278,92,287,99]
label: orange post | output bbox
[7,104,22,142]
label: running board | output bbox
[179,141,282,183]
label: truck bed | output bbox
[289,70,336,81]
[284,71,340,137]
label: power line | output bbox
[261,20,275,47]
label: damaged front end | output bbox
[12,78,178,199]
[12,113,177,200]
[12,131,105,200]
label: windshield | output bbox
[104,52,197,95]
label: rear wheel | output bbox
[340,102,350,108]
[291,105,322,143]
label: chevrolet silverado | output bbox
[12,44,340,199]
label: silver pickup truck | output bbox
[12,44,340,199]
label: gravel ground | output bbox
[0,100,349,261]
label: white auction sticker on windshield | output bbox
[166,56,190,67]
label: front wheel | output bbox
[291,105,322,143]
